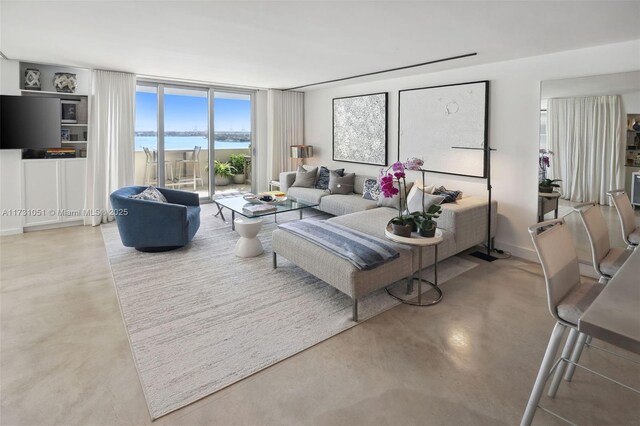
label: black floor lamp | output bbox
[451,145,498,262]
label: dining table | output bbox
[579,248,640,354]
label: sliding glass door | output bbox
[134,82,254,200]
[163,86,209,197]
[213,91,252,193]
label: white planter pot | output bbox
[233,174,245,184]
[215,176,230,186]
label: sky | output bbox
[135,91,251,132]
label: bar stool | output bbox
[521,219,604,426]
[143,147,174,185]
[608,189,639,250]
[175,146,203,190]
[573,202,632,284]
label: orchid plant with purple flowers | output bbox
[379,161,410,225]
[379,157,442,236]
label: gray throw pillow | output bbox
[434,186,463,203]
[291,165,318,188]
[129,186,168,203]
[362,178,381,201]
[315,166,344,190]
[328,171,355,194]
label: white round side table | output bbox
[384,226,443,306]
[234,217,264,258]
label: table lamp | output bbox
[290,145,313,166]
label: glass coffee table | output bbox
[213,195,319,230]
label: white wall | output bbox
[622,91,640,115]
[304,39,640,260]
[1,58,20,95]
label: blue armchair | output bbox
[110,186,201,252]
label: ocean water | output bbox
[135,136,250,151]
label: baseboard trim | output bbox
[0,227,24,236]
[493,240,538,262]
[24,221,83,233]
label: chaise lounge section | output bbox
[273,169,497,320]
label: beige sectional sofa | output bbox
[272,169,496,321]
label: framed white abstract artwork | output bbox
[398,81,489,178]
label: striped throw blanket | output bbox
[278,220,399,270]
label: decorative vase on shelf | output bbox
[390,222,412,238]
[53,72,77,93]
[24,68,41,90]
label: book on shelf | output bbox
[243,204,277,216]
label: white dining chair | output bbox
[573,202,632,284]
[522,219,603,426]
[608,189,639,250]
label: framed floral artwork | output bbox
[333,92,387,166]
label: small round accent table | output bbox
[384,226,443,306]
[234,217,264,258]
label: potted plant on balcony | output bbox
[213,161,236,186]
[539,178,561,193]
[228,154,246,184]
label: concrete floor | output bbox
[1,226,638,426]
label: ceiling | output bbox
[1,1,639,90]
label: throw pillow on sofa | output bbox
[434,186,463,203]
[377,181,409,209]
[406,185,446,213]
[362,178,381,201]
[414,179,435,194]
[129,186,168,203]
[315,166,344,190]
[291,165,318,188]
[328,171,356,194]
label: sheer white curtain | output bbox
[548,95,623,205]
[267,90,304,181]
[85,70,136,226]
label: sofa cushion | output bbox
[362,178,381,201]
[315,166,344,190]
[319,193,379,216]
[287,187,328,205]
[406,185,445,214]
[129,186,167,203]
[328,171,356,194]
[376,181,413,209]
[328,207,398,240]
[291,165,318,188]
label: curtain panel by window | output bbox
[85,70,136,226]
[267,90,304,181]
[548,95,623,205]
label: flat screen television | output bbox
[0,95,61,149]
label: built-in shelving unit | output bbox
[19,62,90,155]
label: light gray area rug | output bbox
[101,205,478,419]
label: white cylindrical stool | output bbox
[234,217,264,258]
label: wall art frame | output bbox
[398,80,489,178]
[333,92,388,166]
